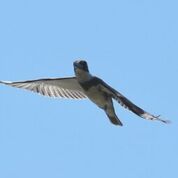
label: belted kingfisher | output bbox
[0,60,169,126]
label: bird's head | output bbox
[73,60,89,73]
[74,60,89,72]
[73,60,92,81]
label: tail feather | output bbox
[106,114,123,126]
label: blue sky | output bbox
[0,0,178,178]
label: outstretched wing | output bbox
[97,77,170,124]
[0,77,87,99]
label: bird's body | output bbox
[0,60,169,126]
[81,81,106,107]
[76,76,122,125]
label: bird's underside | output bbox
[0,77,170,125]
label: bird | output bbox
[0,60,169,126]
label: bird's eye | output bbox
[80,61,86,66]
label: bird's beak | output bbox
[73,62,82,70]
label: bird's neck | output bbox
[75,71,92,82]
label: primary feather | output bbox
[0,77,87,99]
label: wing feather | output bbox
[0,77,87,99]
[97,77,170,124]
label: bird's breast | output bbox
[84,86,109,108]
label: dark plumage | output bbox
[0,60,170,126]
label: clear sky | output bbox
[0,0,178,178]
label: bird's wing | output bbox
[97,77,170,124]
[0,77,87,99]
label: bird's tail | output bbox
[106,113,123,126]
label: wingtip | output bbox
[0,80,12,85]
[154,115,171,124]
[141,113,171,124]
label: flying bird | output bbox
[0,60,169,126]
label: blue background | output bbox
[0,0,177,178]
